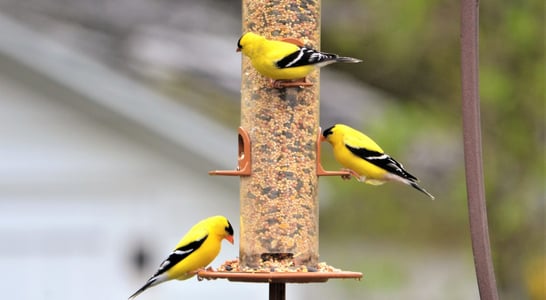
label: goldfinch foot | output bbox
[340,168,361,181]
[196,267,216,281]
[191,266,214,276]
[195,266,216,281]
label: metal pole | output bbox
[269,282,286,300]
[460,1,499,299]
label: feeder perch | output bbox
[316,128,352,177]
[209,127,251,176]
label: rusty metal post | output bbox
[269,282,286,300]
[460,0,499,299]
[239,0,321,272]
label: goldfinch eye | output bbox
[225,221,234,236]
[323,126,335,137]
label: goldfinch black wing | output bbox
[156,236,207,276]
[345,145,419,182]
[128,235,208,299]
[275,47,343,69]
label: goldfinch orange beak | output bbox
[225,235,234,244]
[236,48,241,52]
[319,135,326,142]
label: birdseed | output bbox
[216,258,342,273]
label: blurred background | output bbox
[0,0,543,299]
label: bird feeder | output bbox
[201,0,361,298]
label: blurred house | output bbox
[0,13,254,300]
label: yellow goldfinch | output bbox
[236,32,362,88]
[322,124,435,199]
[129,216,234,299]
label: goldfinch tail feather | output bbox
[335,56,362,63]
[385,172,435,200]
[128,274,168,299]
[409,182,435,200]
